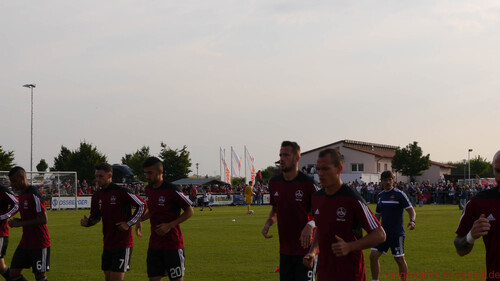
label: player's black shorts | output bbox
[280,254,316,281]
[11,246,50,274]
[102,247,133,272]
[147,248,185,279]
[0,237,9,258]
[373,234,405,257]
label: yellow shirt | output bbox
[245,185,253,198]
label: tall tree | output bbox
[158,142,192,182]
[0,146,15,171]
[392,141,431,181]
[121,146,151,182]
[36,159,49,172]
[51,142,107,183]
[51,145,71,171]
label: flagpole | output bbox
[230,146,233,183]
[219,148,222,182]
[244,146,247,184]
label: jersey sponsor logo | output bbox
[274,192,279,196]
[158,196,165,206]
[110,195,117,205]
[295,190,304,201]
[336,207,346,221]
[487,214,496,221]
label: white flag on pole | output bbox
[245,147,256,185]
[220,148,231,184]
[231,147,241,178]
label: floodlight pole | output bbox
[23,84,36,182]
[468,149,473,185]
[196,163,199,179]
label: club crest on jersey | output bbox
[110,195,117,205]
[295,190,304,201]
[390,195,395,199]
[24,200,28,209]
[336,207,346,222]
[158,196,165,206]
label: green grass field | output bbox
[5,204,487,280]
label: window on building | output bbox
[384,164,388,171]
[377,163,380,173]
[352,163,364,172]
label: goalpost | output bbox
[0,171,79,210]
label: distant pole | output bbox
[23,83,36,183]
[462,159,466,184]
[196,163,199,179]
[468,149,473,185]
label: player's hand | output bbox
[302,252,316,269]
[8,218,22,228]
[116,221,130,232]
[407,221,416,230]
[331,235,351,257]
[262,222,273,239]
[80,215,89,227]
[471,214,491,239]
[155,223,173,236]
[300,224,314,248]
[135,221,143,238]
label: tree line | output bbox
[0,142,192,184]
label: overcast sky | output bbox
[1,1,499,177]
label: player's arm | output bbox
[332,226,386,257]
[135,210,151,238]
[262,205,277,238]
[156,206,194,236]
[454,214,490,256]
[0,193,19,221]
[118,193,146,231]
[406,207,416,230]
[9,211,47,228]
[82,194,101,227]
[303,227,319,268]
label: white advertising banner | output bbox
[51,196,92,209]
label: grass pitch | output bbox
[5,204,486,280]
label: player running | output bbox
[80,163,146,281]
[8,166,50,281]
[303,149,385,281]
[369,171,416,281]
[136,157,194,281]
[262,141,319,281]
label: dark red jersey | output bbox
[269,172,319,256]
[18,186,50,249]
[146,181,192,250]
[86,183,146,250]
[456,186,500,280]
[312,185,381,281]
[0,184,18,237]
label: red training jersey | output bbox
[456,186,500,280]
[146,181,192,250]
[86,183,146,250]
[312,185,381,281]
[269,172,319,256]
[0,185,18,237]
[18,186,51,249]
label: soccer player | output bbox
[80,163,146,281]
[135,157,194,281]
[8,166,50,281]
[369,171,416,281]
[245,181,255,214]
[454,150,500,280]
[0,183,19,281]
[262,141,319,281]
[303,149,386,281]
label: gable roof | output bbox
[301,139,398,157]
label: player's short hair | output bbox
[143,156,163,170]
[318,148,343,167]
[8,166,26,177]
[381,171,394,180]
[95,163,113,173]
[281,141,300,156]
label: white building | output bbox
[298,140,453,184]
